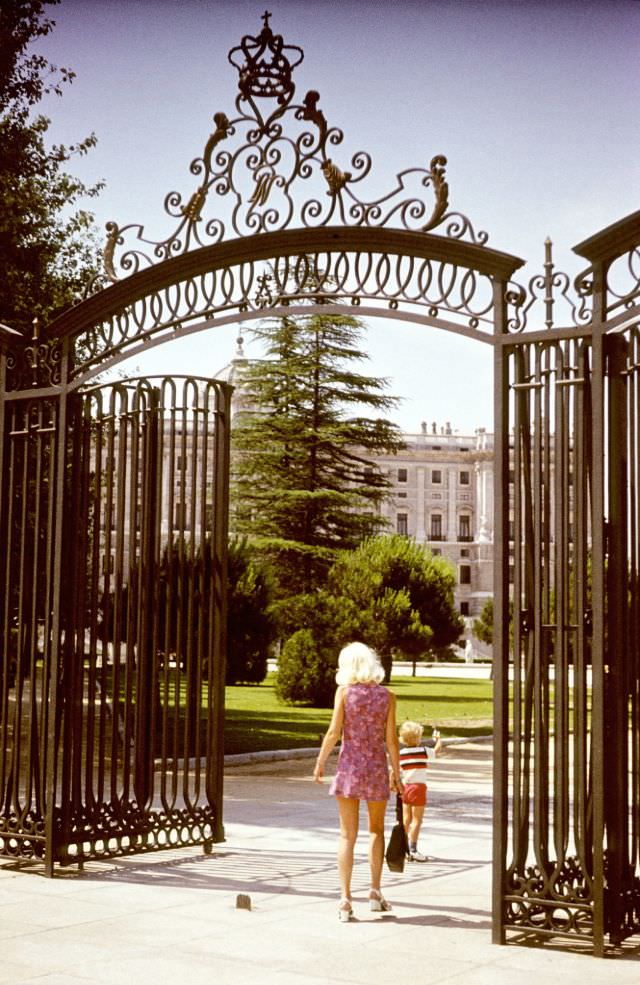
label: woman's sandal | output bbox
[369,888,392,912]
[338,898,354,922]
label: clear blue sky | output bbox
[37,0,639,433]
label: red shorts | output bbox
[402,783,427,807]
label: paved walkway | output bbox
[1,742,639,984]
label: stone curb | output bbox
[157,735,494,771]
[223,733,493,767]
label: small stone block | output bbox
[236,893,252,911]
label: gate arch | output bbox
[1,11,639,956]
[43,224,522,389]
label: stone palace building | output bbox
[372,422,494,620]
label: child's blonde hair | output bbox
[335,642,385,686]
[400,720,424,746]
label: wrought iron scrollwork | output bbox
[504,797,597,937]
[97,14,486,286]
[605,244,640,316]
[74,248,497,376]
[3,319,62,391]
[506,239,594,332]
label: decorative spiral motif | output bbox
[505,857,595,938]
[52,803,218,864]
[606,245,640,313]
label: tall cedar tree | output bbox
[231,310,404,595]
[0,0,103,337]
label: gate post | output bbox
[492,276,510,945]
[605,330,631,947]
[585,259,607,955]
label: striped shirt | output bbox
[399,743,436,785]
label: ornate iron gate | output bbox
[0,11,639,957]
[0,369,230,873]
[493,213,640,953]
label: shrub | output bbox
[275,628,337,707]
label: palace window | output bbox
[459,515,472,541]
[396,513,408,536]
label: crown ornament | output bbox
[228,10,303,104]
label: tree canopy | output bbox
[275,535,465,704]
[472,597,495,646]
[0,0,103,336]
[230,302,404,596]
[328,535,465,675]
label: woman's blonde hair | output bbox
[335,642,385,686]
[399,720,424,746]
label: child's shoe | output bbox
[408,849,430,862]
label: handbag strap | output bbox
[395,793,404,825]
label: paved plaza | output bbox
[1,741,639,985]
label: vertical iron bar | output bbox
[532,343,549,880]
[510,348,522,886]
[552,344,569,875]
[573,341,590,889]
[134,384,159,809]
[44,340,71,876]
[207,382,231,843]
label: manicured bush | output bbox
[275,628,337,707]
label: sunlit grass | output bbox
[223,673,493,755]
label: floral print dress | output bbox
[329,683,391,801]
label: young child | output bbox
[398,720,442,862]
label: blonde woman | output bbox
[314,642,403,922]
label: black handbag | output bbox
[385,794,408,873]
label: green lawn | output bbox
[224,674,493,755]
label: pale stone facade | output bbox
[370,422,494,620]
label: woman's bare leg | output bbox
[336,797,359,900]
[366,800,388,891]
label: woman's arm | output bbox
[385,691,404,792]
[313,686,346,783]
